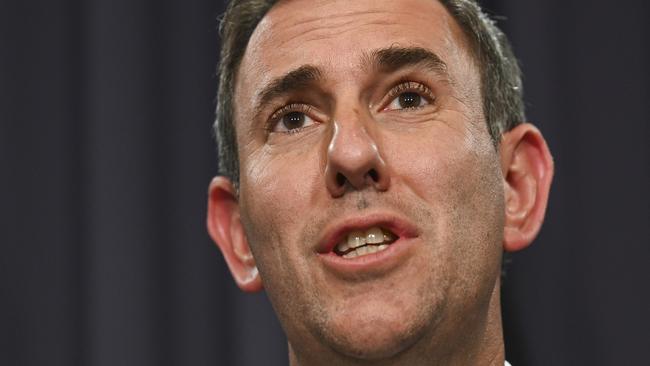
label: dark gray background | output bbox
[1,0,648,365]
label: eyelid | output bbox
[382,81,435,109]
[266,102,323,135]
[267,103,312,129]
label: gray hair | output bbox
[214,0,525,186]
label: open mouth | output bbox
[333,226,399,259]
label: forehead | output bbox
[236,0,476,110]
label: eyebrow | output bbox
[254,65,323,118]
[367,46,450,80]
[252,46,449,118]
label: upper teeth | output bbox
[335,226,397,257]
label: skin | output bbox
[207,0,554,365]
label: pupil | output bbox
[399,92,421,108]
[283,112,305,130]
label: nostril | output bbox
[368,169,379,182]
[336,173,347,187]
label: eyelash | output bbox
[265,81,434,134]
[267,103,314,134]
[385,81,435,108]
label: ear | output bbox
[207,176,262,292]
[499,123,554,252]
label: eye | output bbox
[269,104,317,133]
[384,82,433,111]
[387,92,425,110]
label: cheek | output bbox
[238,148,329,333]
[240,144,322,220]
[385,126,504,268]
[238,144,322,275]
[385,127,473,203]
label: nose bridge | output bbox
[325,102,390,197]
[327,81,377,154]
[330,109,377,162]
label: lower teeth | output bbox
[342,244,389,258]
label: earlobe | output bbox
[207,176,263,292]
[500,123,554,252]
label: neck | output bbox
[288,280,505,366]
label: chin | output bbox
[316,300,435,361]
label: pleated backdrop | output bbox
[1,0,648,365]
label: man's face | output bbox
[234,0,505,360]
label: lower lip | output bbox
[317,236,417,277]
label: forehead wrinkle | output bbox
[269,5,407,49]
[273,6,394,35]
[271,2,397,29]
[294,19,396,47]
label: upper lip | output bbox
[316,212,420,254]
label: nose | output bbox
[325,115,390,198]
